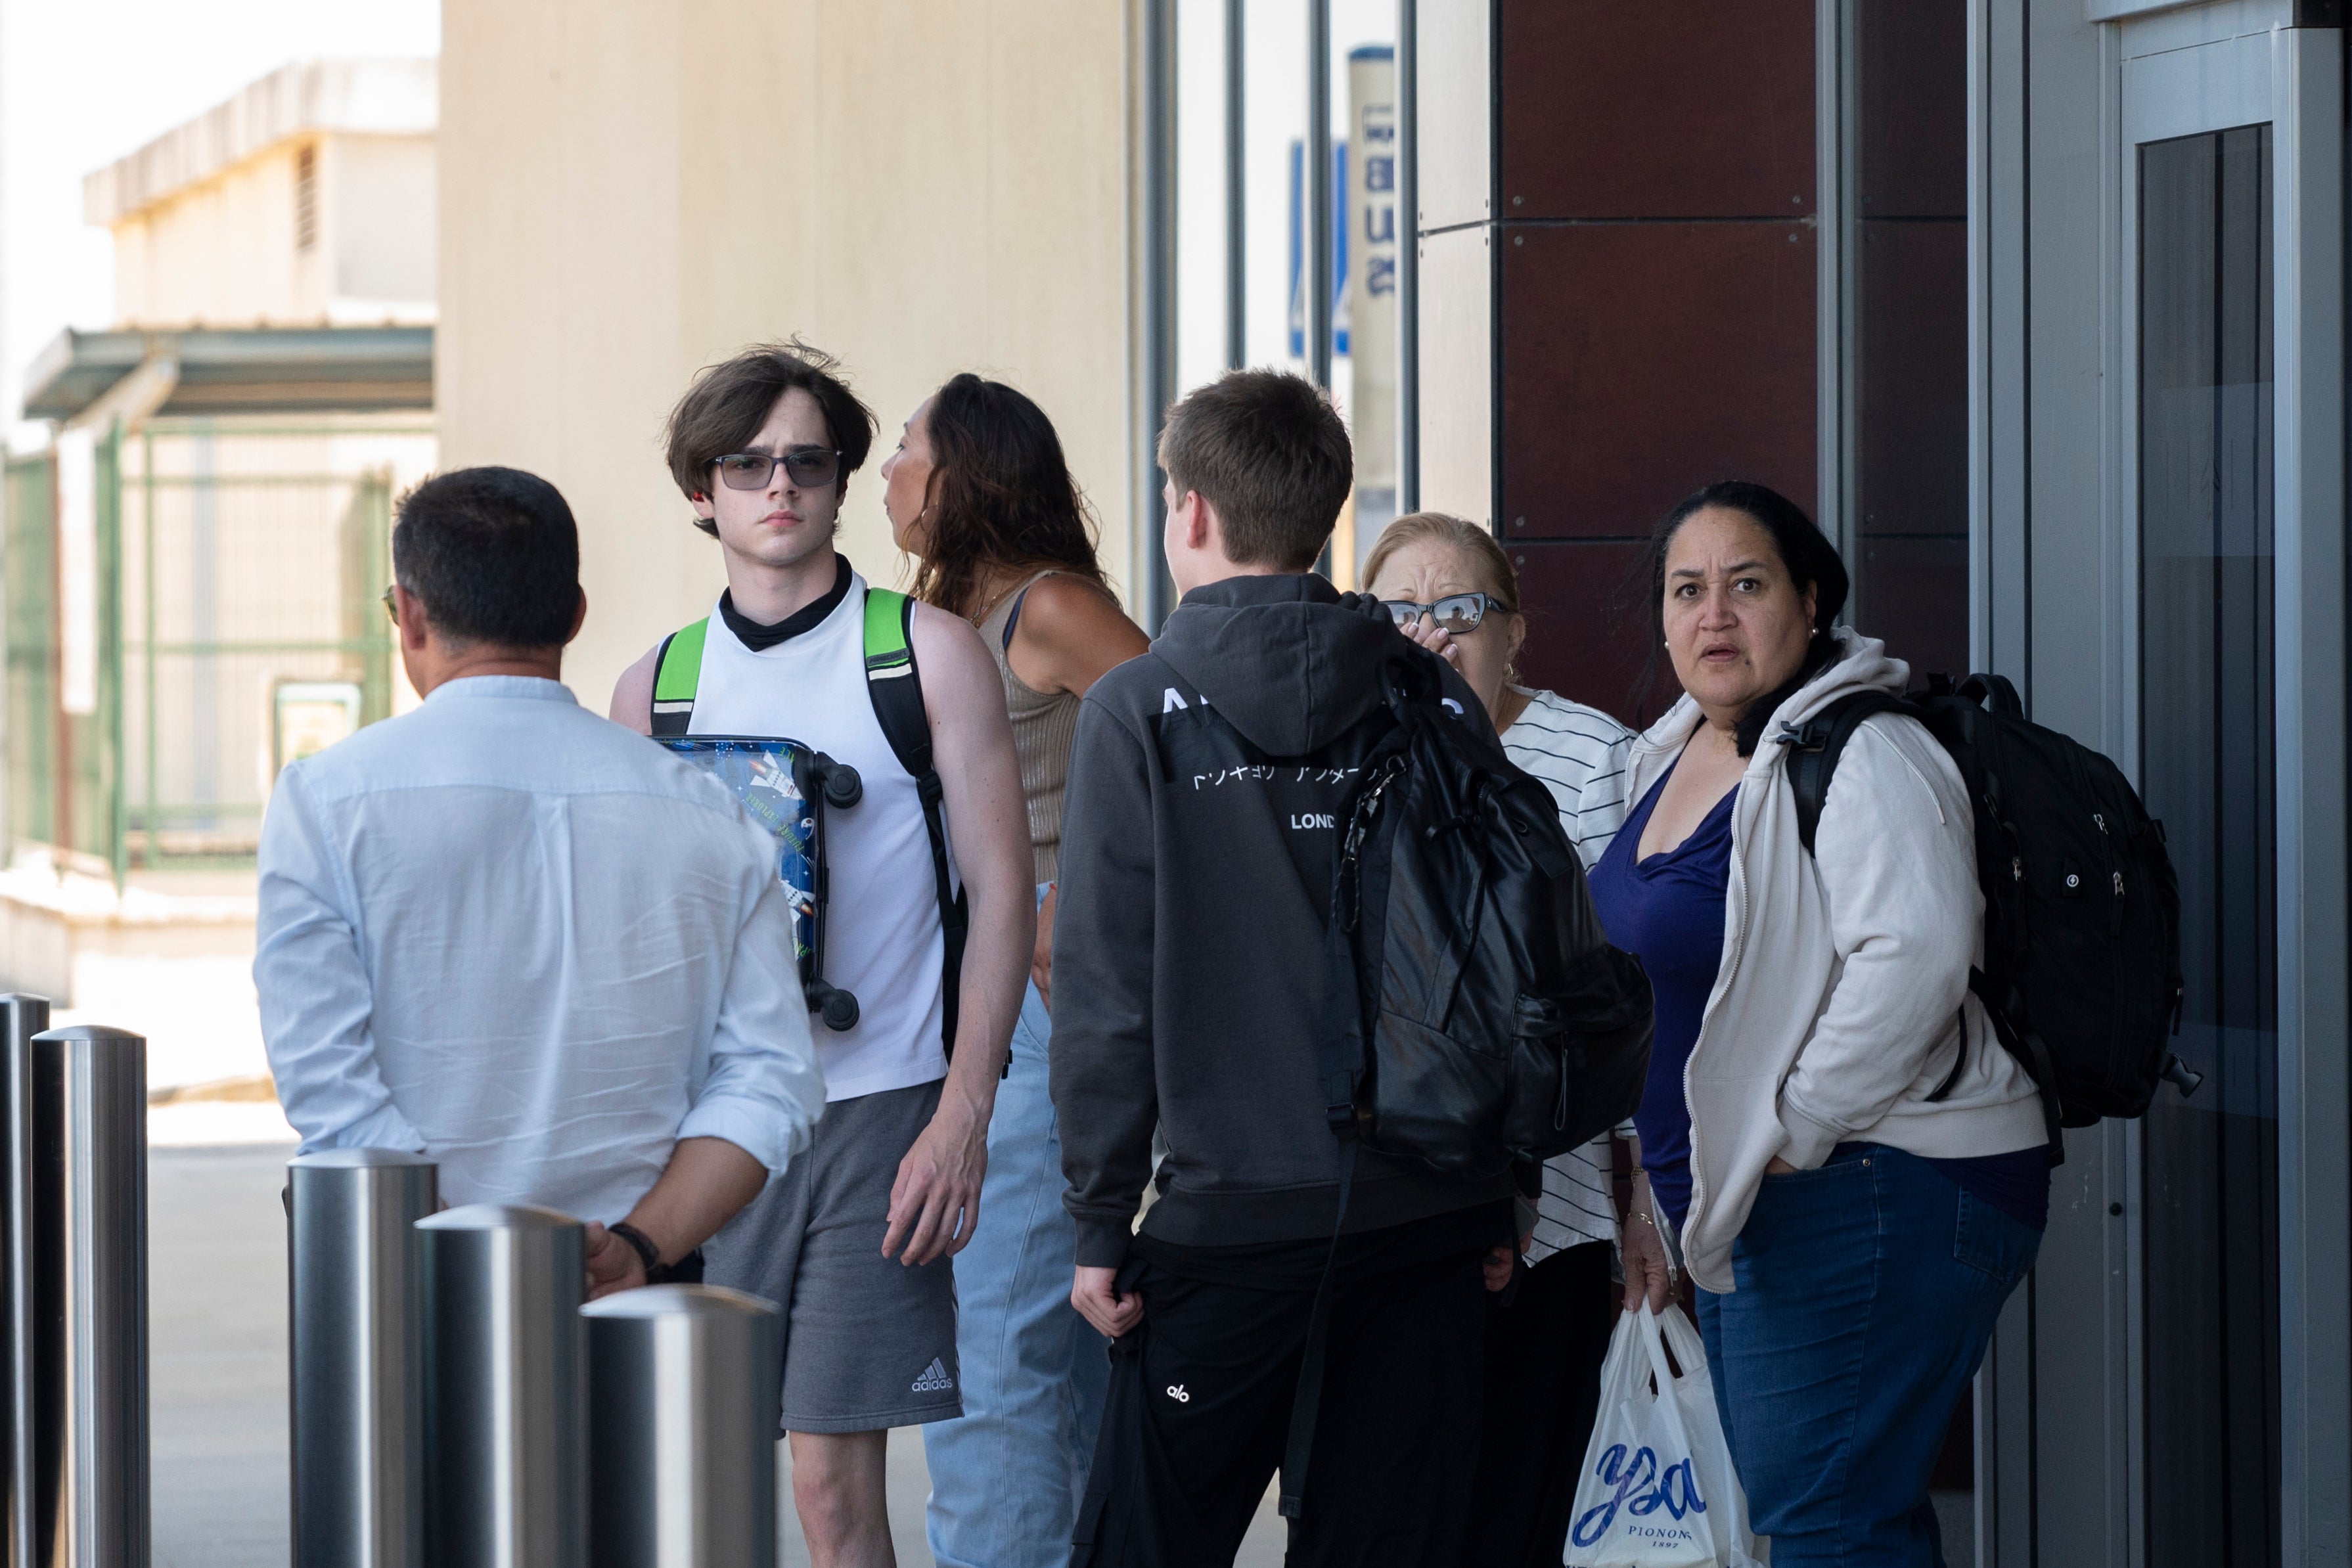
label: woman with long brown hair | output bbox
[880,372,1148,1568]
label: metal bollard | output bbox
[581,1286,781,1568]
[418,1205,585,1568]
[2,993,50,1568]
[25,1025,148,1568]
[288,1150,438,1568]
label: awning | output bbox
[22,325,433,422]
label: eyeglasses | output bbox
[713,448,842,491]
[1382,593,1493,636]
[381,584,400,625]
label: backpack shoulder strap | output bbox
[860,587,972,1059]
[650,618,710,738]
[861,587,932,776]
[1782,690,1916,855]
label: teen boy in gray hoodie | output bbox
[1051,370,1518,1567]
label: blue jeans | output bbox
[924,897,1110,1568]
[1696,1144,2039,1567]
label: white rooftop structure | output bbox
[85,58,436,227]
[81,58,437,332]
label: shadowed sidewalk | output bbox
[146,1141,1290,1566]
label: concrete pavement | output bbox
[148,1142,1287,1567]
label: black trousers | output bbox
[1071,1222,1495,1568]
[1460,1240,1614,1567]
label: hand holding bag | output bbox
[1561,1303,1767,1567]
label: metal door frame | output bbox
[1970,5,2347,1562]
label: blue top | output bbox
[1588,760,2052,1237]
[1585,761,1734,1234]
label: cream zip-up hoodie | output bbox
[1639,628,2048,1293]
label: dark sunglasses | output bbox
[714,448,842,491]
[1382,593,1492,636]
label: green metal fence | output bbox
[5,419,406,882]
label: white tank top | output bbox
[685,571,951,1102]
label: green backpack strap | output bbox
[861,588,930,773]
[650,617,709,738]
[863,588,971,1058]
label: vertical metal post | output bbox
[26,1025,148,1568]
[139,434,155,875]
[2,995,51,1568]
[1396,0,1420,513]
[1141,0,1181,631]
[95,426,124,895]
[1224,0,1248,371]
[49,449,70,860]
[1306,0,1334,393]
[582,1286,781,1568]
[418,1205,585,1568]
[288,1150,437,1568]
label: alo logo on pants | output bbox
[1570,1443,1707,1548]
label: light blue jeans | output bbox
[924,888,1110,1568]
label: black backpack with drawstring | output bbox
[1317,652,1656,1180]
[1277,650,1654,1525]
[1782,672,2196,1157]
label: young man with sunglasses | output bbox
[1051,370,1520,1565]
[612,341,1032,1568]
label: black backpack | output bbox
[1278,652,1654,1525]
[1317,655,1655,1179]
[1783,671,2198,1158]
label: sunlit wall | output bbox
[436,1,1132,711]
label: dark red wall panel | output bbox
[1508,540,1656,728]
[1859,0,1968,219]
[1858,218,1968,538]
[1490,0,1822,732]
[1499,0,1817,220]
[1500,221,1818,541]
[1856,535,1970,688]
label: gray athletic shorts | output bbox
[703,1077,962,1433]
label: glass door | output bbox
[2136,120,2278,1568]
[2112,16,2347,1568]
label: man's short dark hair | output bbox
[664,340,878,537]
[1158,370,1353,570]
[392,466,581,648]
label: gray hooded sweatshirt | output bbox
[1049,573,1518,1269]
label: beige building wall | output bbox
[108,141,321,326]
[106,134,436,328]
[89,58,439,330]
[438,1,1137,712]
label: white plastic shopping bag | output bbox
[1561,1303,1766,1567]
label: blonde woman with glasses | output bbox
[1363,512,1637,1567]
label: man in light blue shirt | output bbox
[256,466,824,1295]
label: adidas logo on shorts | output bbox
[911,1357,955,1394]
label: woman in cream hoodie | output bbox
[1598,481,2047,1567]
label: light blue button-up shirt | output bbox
[255,675,825,1222]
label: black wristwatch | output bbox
[608,1221,673,1284]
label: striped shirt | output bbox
[1500,686,1637,1263]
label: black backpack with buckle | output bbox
[1318,654,1656,1180]
[1276,650,1654,1527]
[1782,671,2198,1161]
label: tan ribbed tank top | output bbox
[976,570,1085,884]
